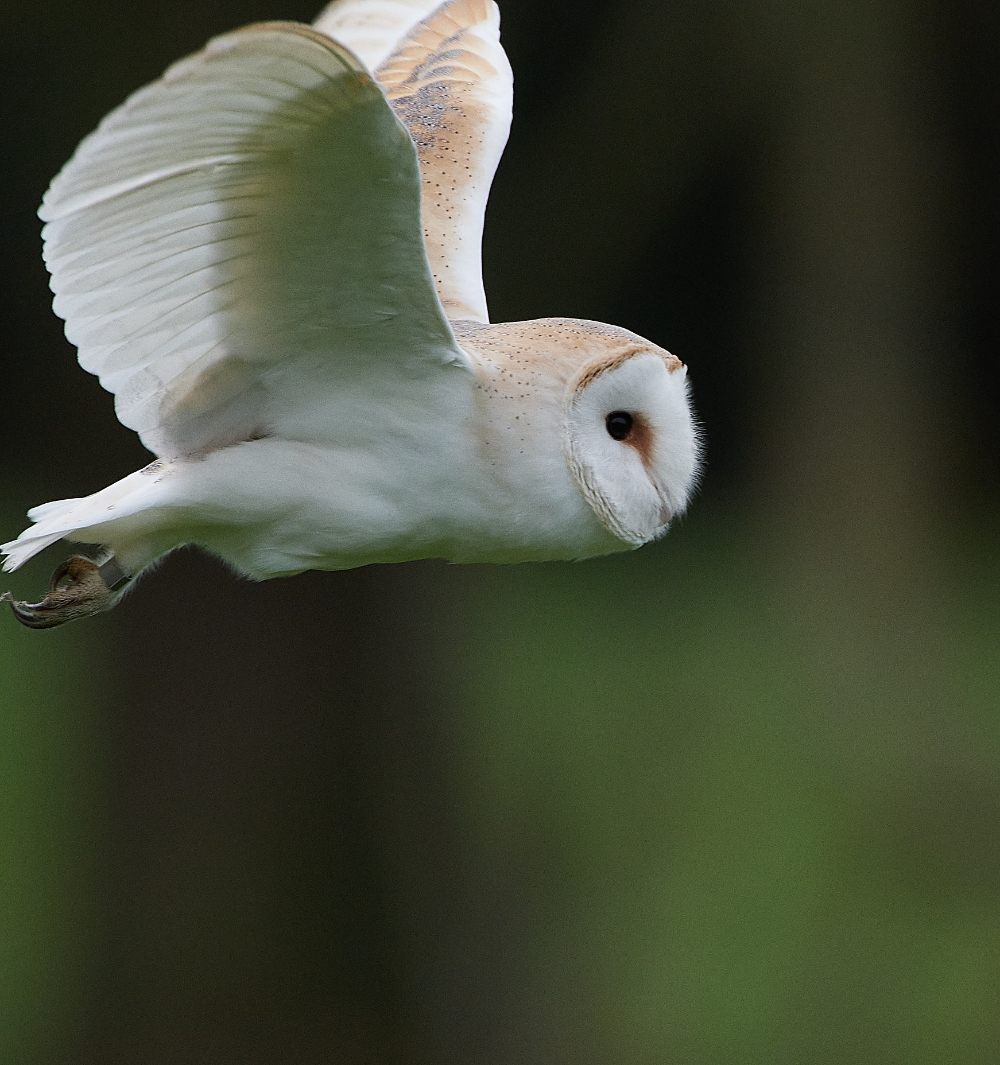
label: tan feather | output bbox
[377,0,512,322]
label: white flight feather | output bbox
[39,21,473,462]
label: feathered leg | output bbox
[2,554,132,629]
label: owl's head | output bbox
[456,318,701,551]
[565,341,700,545]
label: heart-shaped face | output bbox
[565,348,700,546]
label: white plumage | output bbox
[2,0,700,628]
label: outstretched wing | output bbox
[313,0,442,71]
[41,22,472,460]
[315,0,512,324]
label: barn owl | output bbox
[1,0,699,628]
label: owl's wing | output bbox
[315,0,512,323]
[312,0,443,71]
[41,22,473,461]
[376,0,512,323]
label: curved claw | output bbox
[2,555,130,629]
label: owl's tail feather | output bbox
[1,531,70,573]
[1,463,174,574]
[2,497,85,571]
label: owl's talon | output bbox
[2,555,130,629]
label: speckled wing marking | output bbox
[376,0,512,323]
[312,0,442,72]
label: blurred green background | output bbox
[2,0,1000,1062]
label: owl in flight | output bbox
[2,0,699,628]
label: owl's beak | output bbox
[2,554,131,629]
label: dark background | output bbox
[2,1,1000,1062]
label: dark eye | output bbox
[605,411,633,441]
